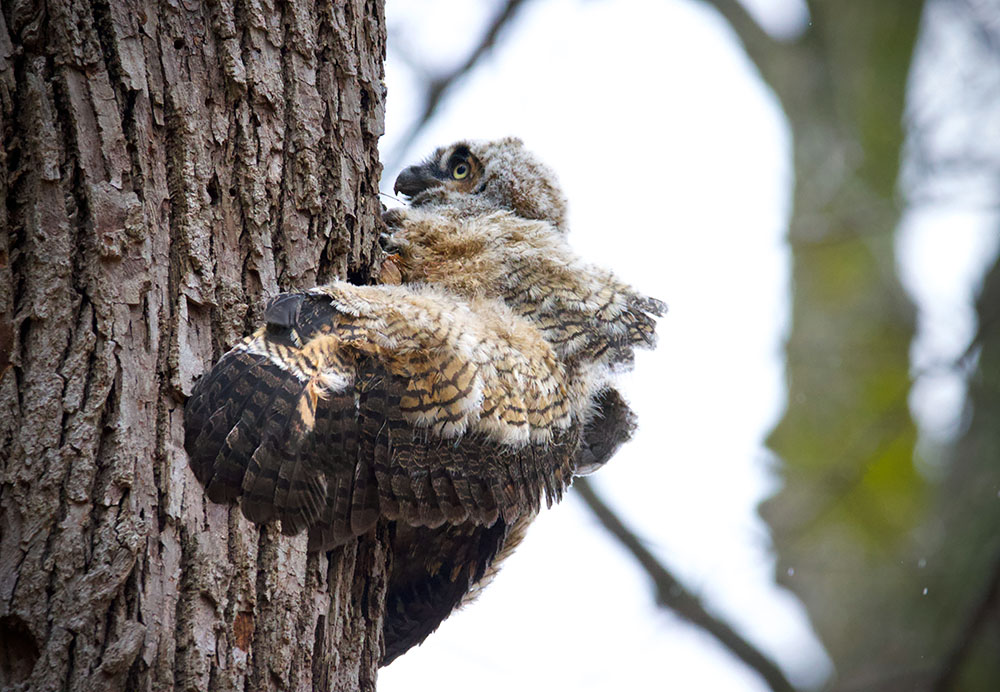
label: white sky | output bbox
[376,1,997,690]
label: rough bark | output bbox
[0,0,388,690]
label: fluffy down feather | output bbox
[184,137,664,664]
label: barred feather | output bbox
[183,137,664,666]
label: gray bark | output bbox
[0,0,388,689]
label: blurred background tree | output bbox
[379,1,1000,690]
[751,0,1000,690]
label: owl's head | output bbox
[394,137,569,232]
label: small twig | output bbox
[932,550,1000,691]
[378,191,404,205]
[574,477,798,692]
[385,0,532,172]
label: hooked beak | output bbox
[394,164,440,197]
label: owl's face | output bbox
[394,143,487,199]
[394,138,569,231]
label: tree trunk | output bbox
[929,248,1000,690]
[0,0,388,689]
[703,0,929,686]
[754,2,925,686]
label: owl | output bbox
[184,137,664,664]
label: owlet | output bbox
[183,137,665,664]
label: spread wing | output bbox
[499,240,665,371]
[393,210,665,372]
[383,519,516,665]
[183,282,581,551]
[380,387,636,664]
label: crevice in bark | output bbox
[87,0,124,117]
[3,1,388,689]
[65,631,78,687]
[312,613,328,692]
[274,0,292,289]
[0,613,40,685]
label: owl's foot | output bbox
[382,207,408,230]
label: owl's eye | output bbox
[451,162,469,179]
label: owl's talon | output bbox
[382,207,407,229]
[264,293,303,329]
[378,254,404,285]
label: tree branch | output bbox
[385,0,532,172]
[696,0,786,91]
[574,477,798,692]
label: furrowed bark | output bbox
[0,0,388,689]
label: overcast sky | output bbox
[375,1,996,690]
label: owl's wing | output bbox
[184,283,581,550]
[377,386,636,664]
[503,249,665,372]
[574,387,637,475]
[382,519,515,665]
[374,385,636,664]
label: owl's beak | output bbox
[394,165,440,198]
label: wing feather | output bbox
[187,349,274,488]
[200,357,295,503]
[392,210,664,373]
[184,282,581,549]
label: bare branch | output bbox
[385,0,532,172]
[574,477,798,692]
[386,0,792,172]
[696,0,787,90]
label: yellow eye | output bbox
[452,162,469,179]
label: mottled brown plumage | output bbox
[184,137,664,665]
